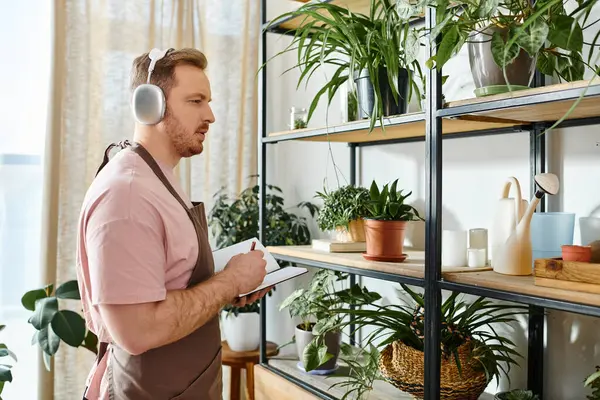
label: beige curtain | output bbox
[40,1,259,399]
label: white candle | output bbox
[467,248,487,268]
[442,230,467,268]
[469,228,488,262]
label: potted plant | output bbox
[262,0,424,132]
[427,0,598,97]
[208,180,318,352]
[315,184,370,243]
[332,284,527,400]
[208,180,318,249]
[21,281,99,370]
[495,389,539,400]
[362,179,423,262]
[0,325,16,396]
[221,302,262,352]
[278,269,381,374]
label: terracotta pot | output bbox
[562,245,592,262]
[363,219,407,262]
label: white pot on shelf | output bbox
[222,311,260,352]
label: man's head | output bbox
[130,48,215,158]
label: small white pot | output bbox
[222,311,260,352]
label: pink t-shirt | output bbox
[75,148,200,399]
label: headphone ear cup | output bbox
[131,84,166,125]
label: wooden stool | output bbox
[221,340,279,400]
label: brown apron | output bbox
[85,141,222,400]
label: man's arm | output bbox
[98,252,268,356]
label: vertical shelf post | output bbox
[349,143,357,346]
[527,70,546,397]
[258,0,268,366]
[424,6,443,400]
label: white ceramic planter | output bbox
[222,312,260,352]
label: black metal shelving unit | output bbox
[257,1,600,399]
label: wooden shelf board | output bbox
[266,114,518,143]
[444,79,600,123]
[273,0,424,32]
[267,357,413,400]
[255,364,321,400]
[265,357,496,400]
[443,270,600,308]
[268,245,491,278]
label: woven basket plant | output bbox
[330,284,528,399]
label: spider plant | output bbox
[332,284,527,385]
[262,0,424,132]
[328,344,383,400]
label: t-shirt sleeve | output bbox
[86,217,167,305]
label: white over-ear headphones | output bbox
[131,48,174,125]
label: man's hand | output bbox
[222,250,267,295]
[230,286,274,308]
[98,250,267,356]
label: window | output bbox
[0,1,52,398]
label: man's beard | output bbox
[163,108,205,158]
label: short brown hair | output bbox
[130,48,208,97]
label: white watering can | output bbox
[490,174,560,275]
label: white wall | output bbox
[263,1,600,399]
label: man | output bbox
[76,48,270,400]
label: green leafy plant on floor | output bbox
[315,185,370,231]
[332,284,527,385]
[279,269,381,371]
[365,179,423,221]
[21,281,98,371]
[585,365,600,400]
[262,0,424,132]
[0,325,17,399]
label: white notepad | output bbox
[212,238,308,297]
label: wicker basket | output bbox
[378,340,488,400]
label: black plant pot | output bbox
[354,67,409,119]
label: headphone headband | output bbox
[147,48,174,83]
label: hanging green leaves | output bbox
[548,15,584,52]
[515,19,549,56]
[436,25,459,69]
[491,31,520,68]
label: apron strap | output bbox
[95,140,132,176]
[129,143,192,214]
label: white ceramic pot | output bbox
[222,312,260,352]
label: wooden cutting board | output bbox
[534,258,600,294]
